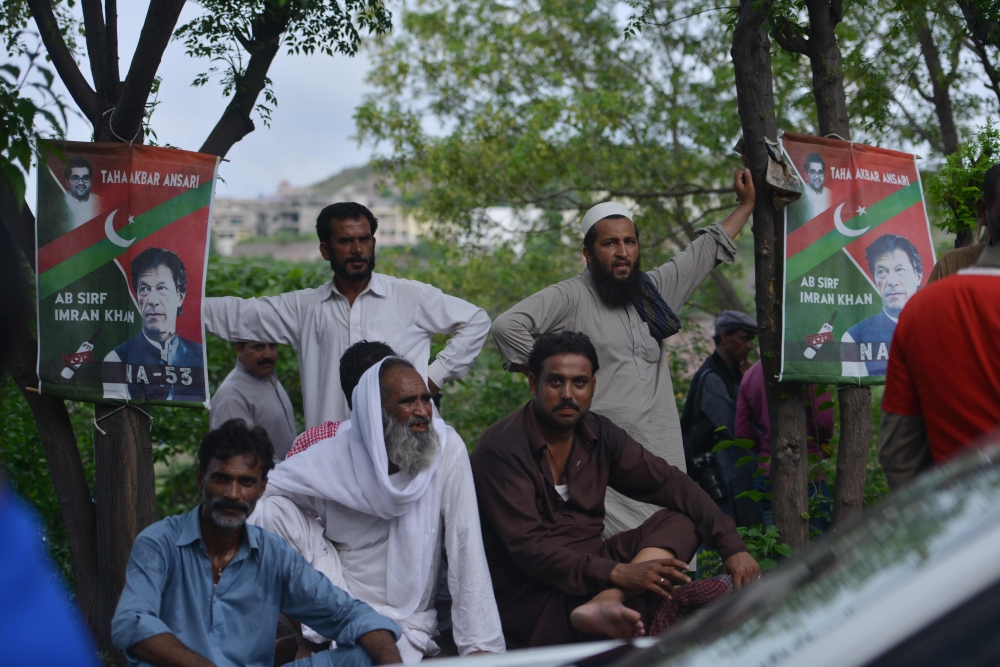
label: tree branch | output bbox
[81,0,109,95]
[966,36,1000,108]
[199,6,293,157]
[106,0,122,98]
[26,0,100,122]
[109,0,187,143]
[959,0,1000,50]
[644,6,738,28]
[772,17,812,56]
[829,0,844,25]
[892,93,946,154]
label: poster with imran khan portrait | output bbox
[34,141,219,407]
[779,132,935,385]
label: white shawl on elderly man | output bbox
[250,359,504,661]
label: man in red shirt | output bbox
[879,164,1000,489]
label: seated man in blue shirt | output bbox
[112,419,403,667]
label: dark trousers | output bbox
[714,446,763,528]
[503,509,700,649]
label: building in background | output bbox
[212,165,421,260]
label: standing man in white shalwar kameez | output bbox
[249,357,505,663]
[203,202,490,428]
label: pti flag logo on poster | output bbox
[779,132,935,385]
[34,141,218,407]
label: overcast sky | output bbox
[25,3,374,206]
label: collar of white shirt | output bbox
[323,272,390,301]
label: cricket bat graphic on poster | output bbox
[61,327,103,379]
[803,312,837,359]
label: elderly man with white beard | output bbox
[249,357,505,663]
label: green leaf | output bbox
[759,558,777,570]
[734,455,756,468]
[775,544,793,558]
[817,401,835,411]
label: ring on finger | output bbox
[659,577,664,584]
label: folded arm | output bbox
[112,535,200,666]
[607,427,747,560]
[473,449,618,596]
[415,285,491,391]
[126,634,215,667]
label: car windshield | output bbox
[615,440,1000,667]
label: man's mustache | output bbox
[407,414,431,427]
[553,399,580,413]
[346,255,372,264]
[210,499,251,515]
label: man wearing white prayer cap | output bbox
[492,169,756,535]
[249,357,505,663]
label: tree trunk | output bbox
[914,13,959,157]
[804,0,851,138]
[833,386,871,525]
[775,0,873,529]
[93,402,157,666]
[732,0,810,551]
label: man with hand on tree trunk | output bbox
[112,419,403,667]
[471,332,759,648]
[491,170,756,536]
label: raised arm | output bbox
[648,169,754,310]
[112,535,211,667]
[202,292,303,348]
[440,431,506,655]
[492,283,574,375]
[414,285,491,393]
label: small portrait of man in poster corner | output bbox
[64,156,103,229]
[841,234,924,377]
[103,247,206,403]
[801,152,832,219]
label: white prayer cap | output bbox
[581,202,634,236]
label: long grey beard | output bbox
[382,408,440,475]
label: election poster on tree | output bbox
[779,132,935,385]
[34,141,219,407]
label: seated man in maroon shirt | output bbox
[471,331,759,648]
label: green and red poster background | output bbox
[35,141,218,407]
[780,132,935,385]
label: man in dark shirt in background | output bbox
[471,332,759,648]
[681,311,761,527]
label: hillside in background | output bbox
[309,164,374,195]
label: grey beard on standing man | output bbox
[589,253,644,308]
[382,408,441,475]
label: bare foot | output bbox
[570,599,645,639]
